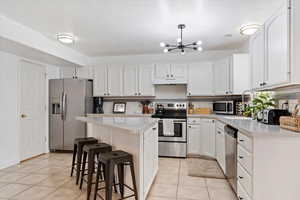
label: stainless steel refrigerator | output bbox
[49,79,93,151]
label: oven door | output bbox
[158,119,187,142]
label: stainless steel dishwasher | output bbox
[225,125,238,193]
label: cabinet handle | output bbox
[238,176,244,179]
[239,139,244,142]
[188,126,192,128]
[152,127,157,130]
[171,74,174,77]
[259,83,263,86]
[189,92,191,96]
[239,156,244,159]
[217,131,221,134]
[134,93,137,95]
[138,92,141,95]
[166,74,169,78]
[238,196,244,200]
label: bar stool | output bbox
[80,143,113,200]
[70,137,98,185]
[94,150,138,200]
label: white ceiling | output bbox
[0,0,283,57]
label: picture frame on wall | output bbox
[113,102,126,113]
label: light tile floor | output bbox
[0,153,237,200]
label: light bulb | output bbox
[177,38,182,43]
[163,48,169,53]
[240,24,261,36]
[160,42,166,47]
[197,47,203,52]
[196,40,203,45]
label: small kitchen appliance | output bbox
[262,109,290,125]
[152,102,187,158]
[213,101,236,115]
[93,97,104,114]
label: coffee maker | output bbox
[93,97,104,114]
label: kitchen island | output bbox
[77,116,158,200]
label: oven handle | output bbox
[172,120,187,123]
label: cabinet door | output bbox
[250,29,265,89]
[187,125,201,155]
[187,63,213,96]
[215,128,226,173]
[76,67,94,79]
[107,64,123,96]
[60,67,75,78]
[153,64,170,80]
[139,64,155,96]
[265,3,290,86]
[93,66,107,96]
[200,119,215,157]
[123,65,138,96]
[170,63,187,81]
[213,59,230,95]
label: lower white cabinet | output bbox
[187,118,215,157]
[215,123,226,173]
[143,124,158,195]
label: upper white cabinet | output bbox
[93,64,123,97]
[123,64,155,96]
[231,54,250,94]
[60,67,94,79]
[187,62,214,96]
[153,63,187,84]
[213,58,231,95]
[265,2,290,86]
[250,28,266,89]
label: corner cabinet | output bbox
[153,63,187,84]
[93,64,123,97]
[123,64,155,97]
[187,63,214,96]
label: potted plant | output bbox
[244,92,276,120]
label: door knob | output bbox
[21,114,27,118]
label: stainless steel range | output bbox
[152,102,187,158]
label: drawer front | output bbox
[237,181,252,200]
[237,145,253,175]
[238,163,252,197]
[238,132,253,152]
[216,120,225,130]
[187,118,201,124]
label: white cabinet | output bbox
[93,65,123,97]
[123,64,155,96]
[187,124,202,155]
[187,118,215,157]
[153,63,187,84]
[60,67,94,79]
[213,58,231,95]
[187,63,214,96]
[265,2,290,86]
[215,122,226,173]
[250,29,266,89]
[231,54,250,94]
[143,124,158,195]
[199,119,215,157]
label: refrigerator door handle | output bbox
[61,92,64,120]
[62,92,67,120]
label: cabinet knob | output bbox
[238,196,244,200]
[138,92,141,95]
[218,131,221,134]
[188,126,192,128]
[134,93,137,95]
[238,176,244,179]
[166,74,169,78]
[171,74,174,77]
[152,127,157,130]
[239,156,244,159]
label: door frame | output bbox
[17,59,48,162]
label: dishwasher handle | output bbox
[224,125,238,138]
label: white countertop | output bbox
[87,113,152,118]
[77,116,157,134]
[188,114,300,137]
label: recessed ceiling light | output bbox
[240,24,261,36]
[56,33,75,44]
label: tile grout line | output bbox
[176,159,181,200]
[205,178,212,200]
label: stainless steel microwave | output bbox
[213,101,235,115]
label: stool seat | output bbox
[83,143,112,154]
[75,137,98,144]
[99,150,132,163]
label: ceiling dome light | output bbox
[240,24,261,36]
[160,42,166,47]
[196,40,203,45]
[197,47,203,52]
[56,33,75,44]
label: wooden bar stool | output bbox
[80,143,113,200]
[94,150,138,200]
[70,137,98,185]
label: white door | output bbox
[107,64,123,96]
[139,64,155,96]
[19,60,46,161]
[265,3,290,86]
[200,119,215,157]
[187,63,213,96]
[124,65,138,96]
[170,64,187,80]
[187,125,201,155]
[153,64,170,80]
[213,59,230,95]
[93,66,107,96]
[250,29,265,89]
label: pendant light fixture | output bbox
[160,24,203,55]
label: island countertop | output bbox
[76,116,157,134]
